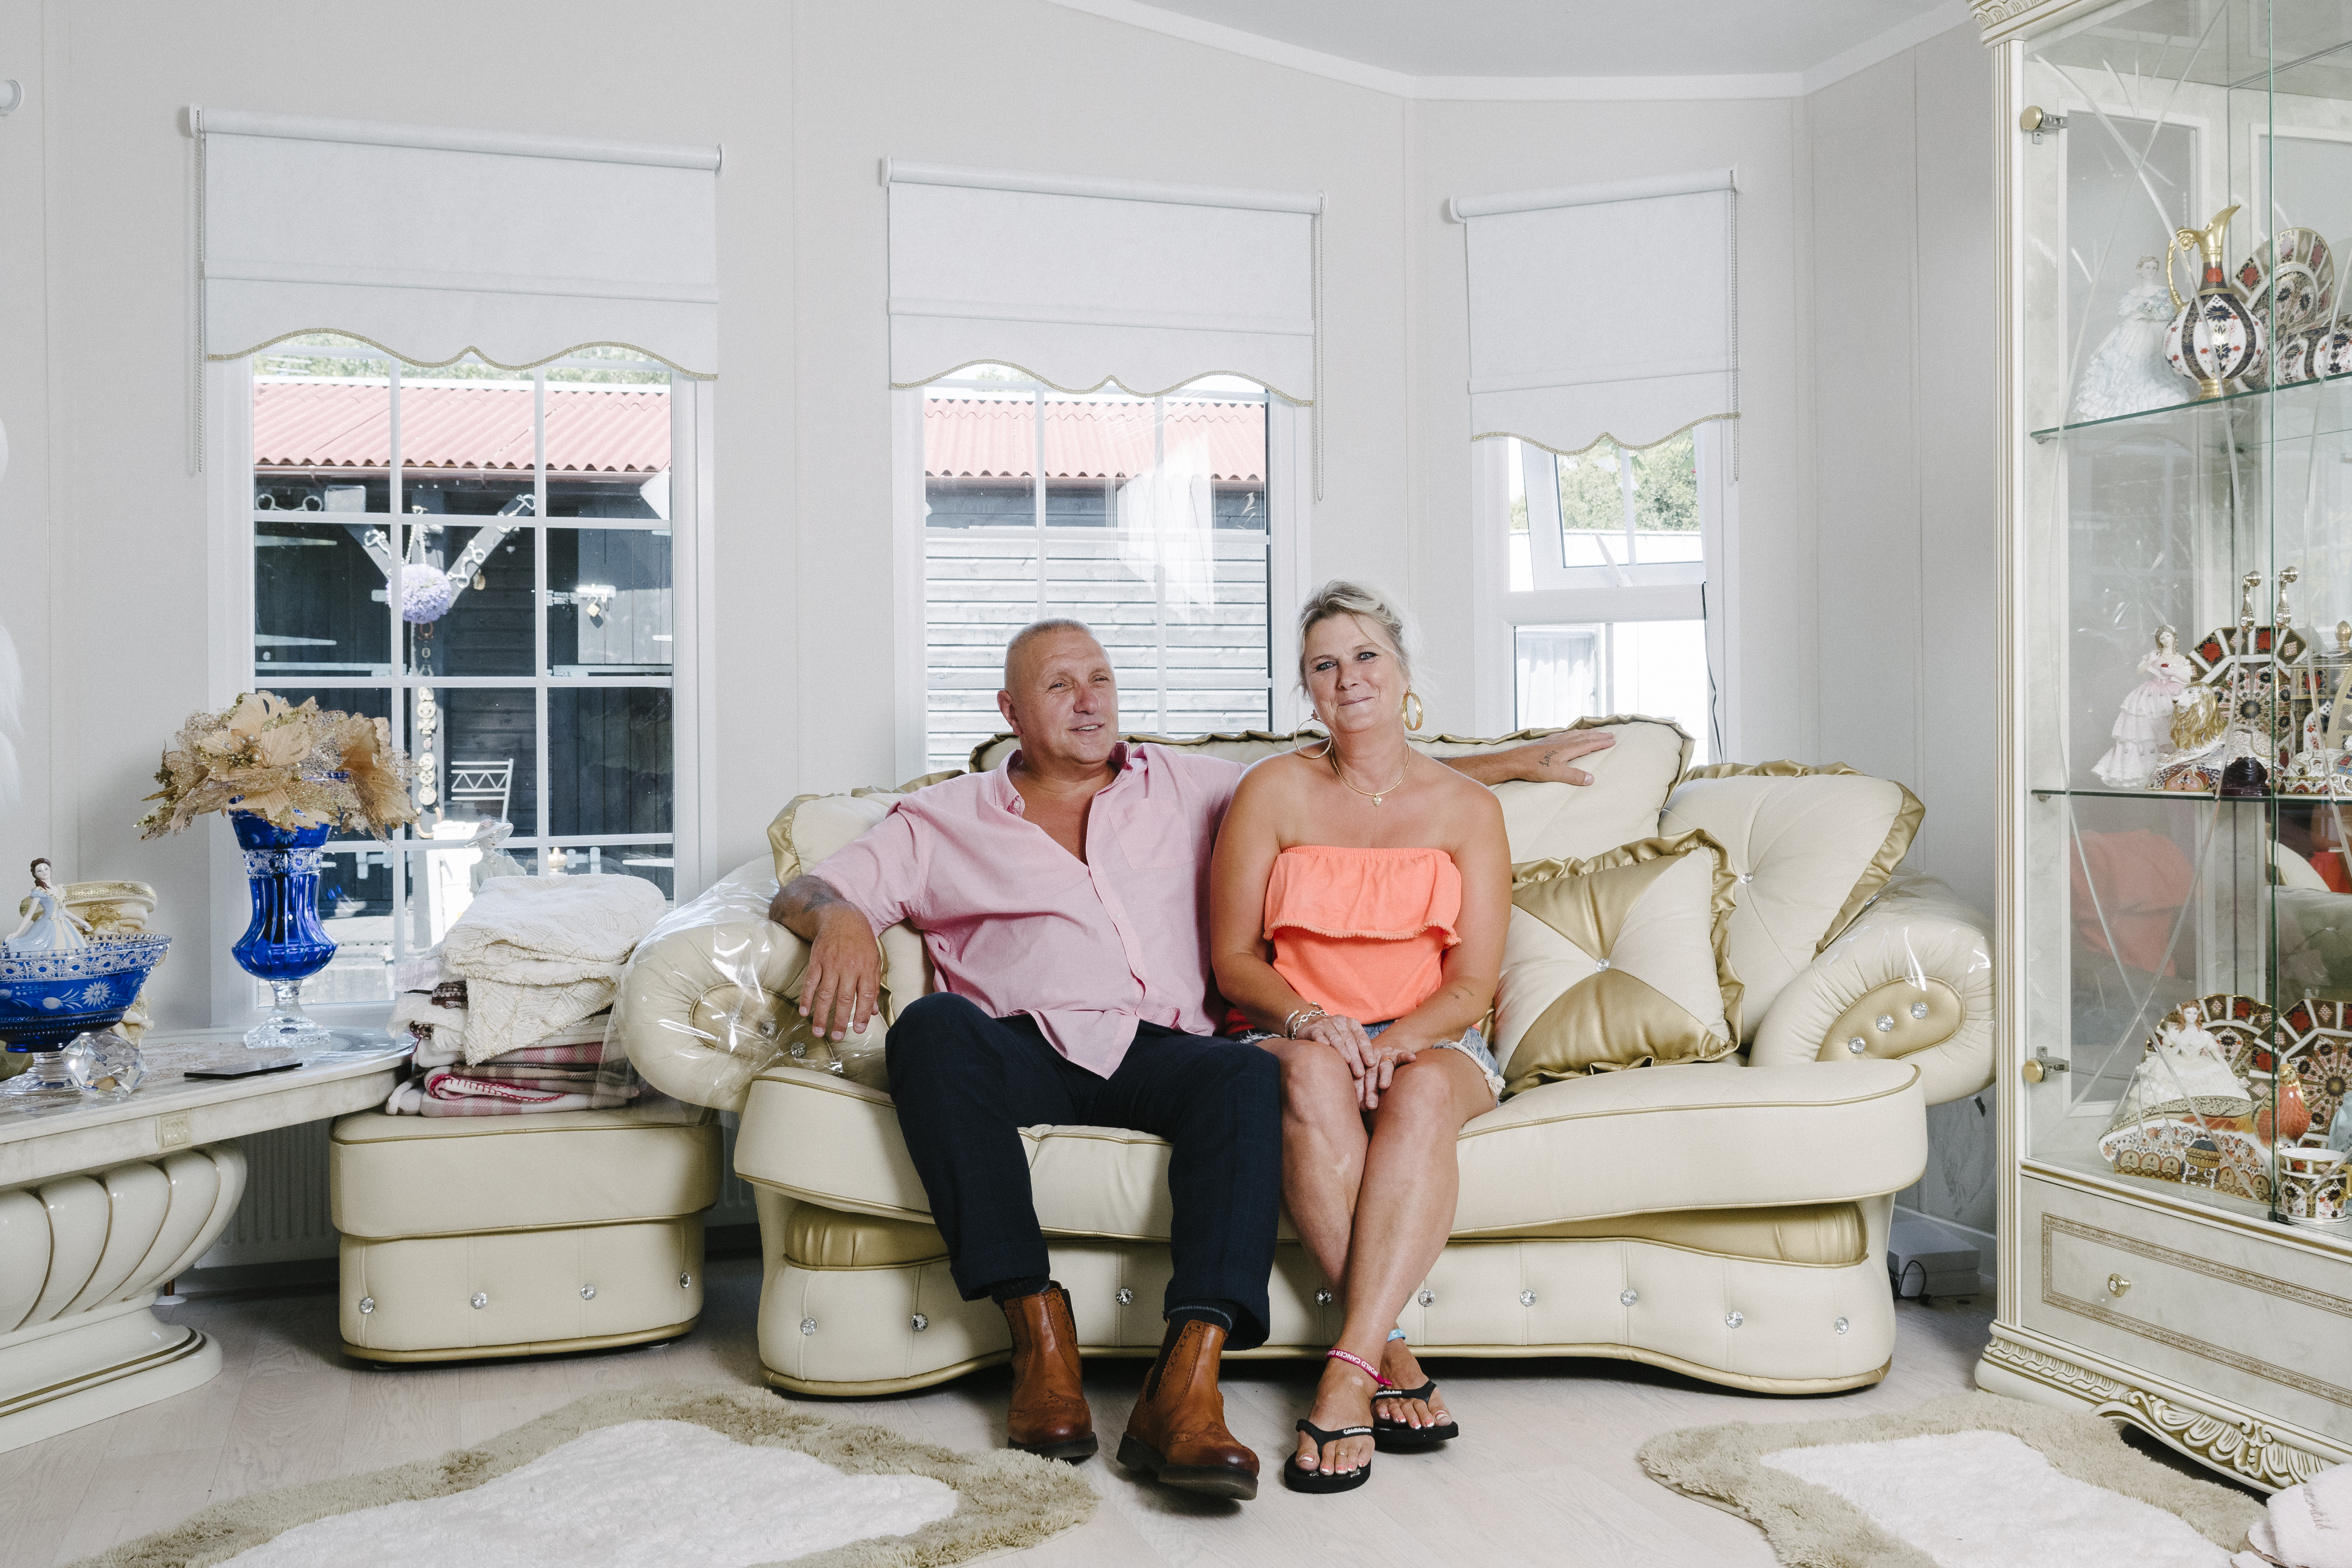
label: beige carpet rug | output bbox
[68,1384,1096,1568]
[1638,1390,2265,1568]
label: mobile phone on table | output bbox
[183,1059,305,1080]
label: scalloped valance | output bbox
[884,160,1320,405]
[1451,168,1736,456]
[191,109,720,378]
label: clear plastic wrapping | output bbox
[604,856,910,1120]
[1749,872,1996,1105]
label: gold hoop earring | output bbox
[1402,692,1424,732]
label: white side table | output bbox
[0,1031,407,1453]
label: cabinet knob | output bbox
[2022,1051,2070,1084]
[2107,1273,2132,1298]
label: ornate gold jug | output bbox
[2164,205,2265,399]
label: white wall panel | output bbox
[1804,21,1998,1234]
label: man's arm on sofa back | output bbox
[768,874,883,1043]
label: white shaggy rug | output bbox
[69,1385,1094,1568]
[1762,1429,2232,1568]
[1639,1391,2266,1568]
[218,1420,960,1568]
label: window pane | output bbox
[1517,619,1712,764]
[549,527,673,675]
[1507,440,1532,592]
[403,520,536,679]
[412,687,537,834]
[920,373,1275,772]
[254,338,393,516]
[1626,431,1702,564]
[548,686,672,840]
[254,526,391,677]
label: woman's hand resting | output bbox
[1298,1015,1420,1110]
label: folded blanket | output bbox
[419,1065,638,1111]
[482,1040,606,1066]
[459,1064,601,1087]
[441,876,667,1064]
[390,976,468,1062]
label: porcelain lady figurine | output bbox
[2094,627,2197,787]
[2139,1000,2253,1122]
[4,858,91,956]
[2074,256,2183,421]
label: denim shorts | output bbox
[1240,1019,1504,1103]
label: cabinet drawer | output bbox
[2021,1176,2352,1444]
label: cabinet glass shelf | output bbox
[2031,369,2352,444]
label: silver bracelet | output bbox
[1284,1005,1328,1039]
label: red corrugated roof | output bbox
[253,381,671,473]
[925,396,1265,482]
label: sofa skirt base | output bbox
[762,1344,1892,1400]
[338,1218,706,1359]
[759,1233,1897,1397]
[343,1319,699,1364]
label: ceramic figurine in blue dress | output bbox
[4,858,92,956]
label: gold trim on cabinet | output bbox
[2039,1213,2352,1407]
[2024,1160,2352,1265]
[1982,1332,2340,1491]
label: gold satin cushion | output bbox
[1494,832,1742,1095]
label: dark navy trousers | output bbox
[885,992,1283,1350]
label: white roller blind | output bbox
[195,109,720,376]
[886,160,1320,402]
[1452,169,1735,455]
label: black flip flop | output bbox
[1372,1381,1459,1451]
[1282,1419,1374,1493]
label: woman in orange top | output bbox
[1210,580,1513,1495]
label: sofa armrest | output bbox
[1749,876,1993,1106]
[610,855,811,1114]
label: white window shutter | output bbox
[885,161,1320,403]
[1453,169,1736,456]
[195,109,720,376]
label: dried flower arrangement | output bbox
[137,692,420,840]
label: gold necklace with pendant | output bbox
[1329,750,1408,806]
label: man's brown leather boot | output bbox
[1002,1284,1096,1461]
[1117,1316,1259,1500]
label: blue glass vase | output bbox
[231,811,337,1050]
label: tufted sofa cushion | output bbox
[1656,763,1922,1041]
[732,1059,1926,1238]
[966,716,1693,864]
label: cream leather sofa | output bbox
[329,1107,720,1361]
[614,721,1994,1397]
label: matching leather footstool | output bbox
[328,1108,721,1362]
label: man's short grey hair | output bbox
[1003,617,1099,687]
[1296,580,1413,689]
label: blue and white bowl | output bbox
[0,934,172,1051]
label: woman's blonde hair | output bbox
[1296,580,1413,690]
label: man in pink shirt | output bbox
[767,619,1609,1501]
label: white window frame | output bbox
[1471,422,1738,756]
[204,355,714,1031]
[890,379,1312,783]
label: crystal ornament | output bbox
[65,1030,146,1098]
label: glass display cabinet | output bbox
[1981,0,2352,1488]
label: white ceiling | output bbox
[1053,0,1977,95]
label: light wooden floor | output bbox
[0,1260,2000,1568]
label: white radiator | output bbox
[197,1112,761,1269]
